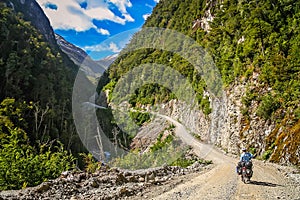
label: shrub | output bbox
[80,153,102,173]
[262,150,273,160]
[0,98,75,190]
[257,94,280,120]
[249,147,256,155]
[129,111,151,126]
[150,133,174,152]
[110,134,182,170]
[0,128,74,190]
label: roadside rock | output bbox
[0,161,210,200]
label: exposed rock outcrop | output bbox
[130,117,172,152]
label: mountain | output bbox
[100,0,300,166]
[55,33,89,64]
[96,54,118,69]
[55,34,116,81]
[1,0,108,160]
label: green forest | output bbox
[101,0,300,165]
[0,4,84,189]
[105,0,300,119]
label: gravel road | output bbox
[149,114,300,200]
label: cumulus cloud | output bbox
[96,28,110,35]
[153,0,160,3]
[36,0,134,33]
[83,42,122,53]
[108,0,134,21]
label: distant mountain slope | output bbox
[55,34,89,63]
[96,54,118,69]
[55,34,112,79]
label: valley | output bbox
[0,0,299,199]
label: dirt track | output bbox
[149,114,300,200]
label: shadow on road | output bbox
[250,180,283,187]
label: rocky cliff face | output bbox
[2,0,57,48]
[150,72,286,164]
[104,67,298,165]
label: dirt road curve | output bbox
[152,114,300,200]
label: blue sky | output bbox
[36,0,159,60]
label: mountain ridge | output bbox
[55,33,117,81]
[2,0,57,48]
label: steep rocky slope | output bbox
[154,76,273,157]
[2,0,57,48]
[139,72,298,166]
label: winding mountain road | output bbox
[152,114,300,200]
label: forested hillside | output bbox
[202,0,300,165]
[0,3,85,189]
[100,0,300,165]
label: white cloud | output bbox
[143,13,151,20]
[153,0,160,3]
[108,0,132,13]
[83,42,121,53]
[108,42,121,53]
[36,0,134,33]
[108,0,134,21]
[96,28,110,35]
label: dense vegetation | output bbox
[101,0,211,108]
[204,0,300,119]
[101,0,300,165]
[0,4,82,189]
[0,4,79,145]
[0,98,74,190]
[203,0,300,165]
